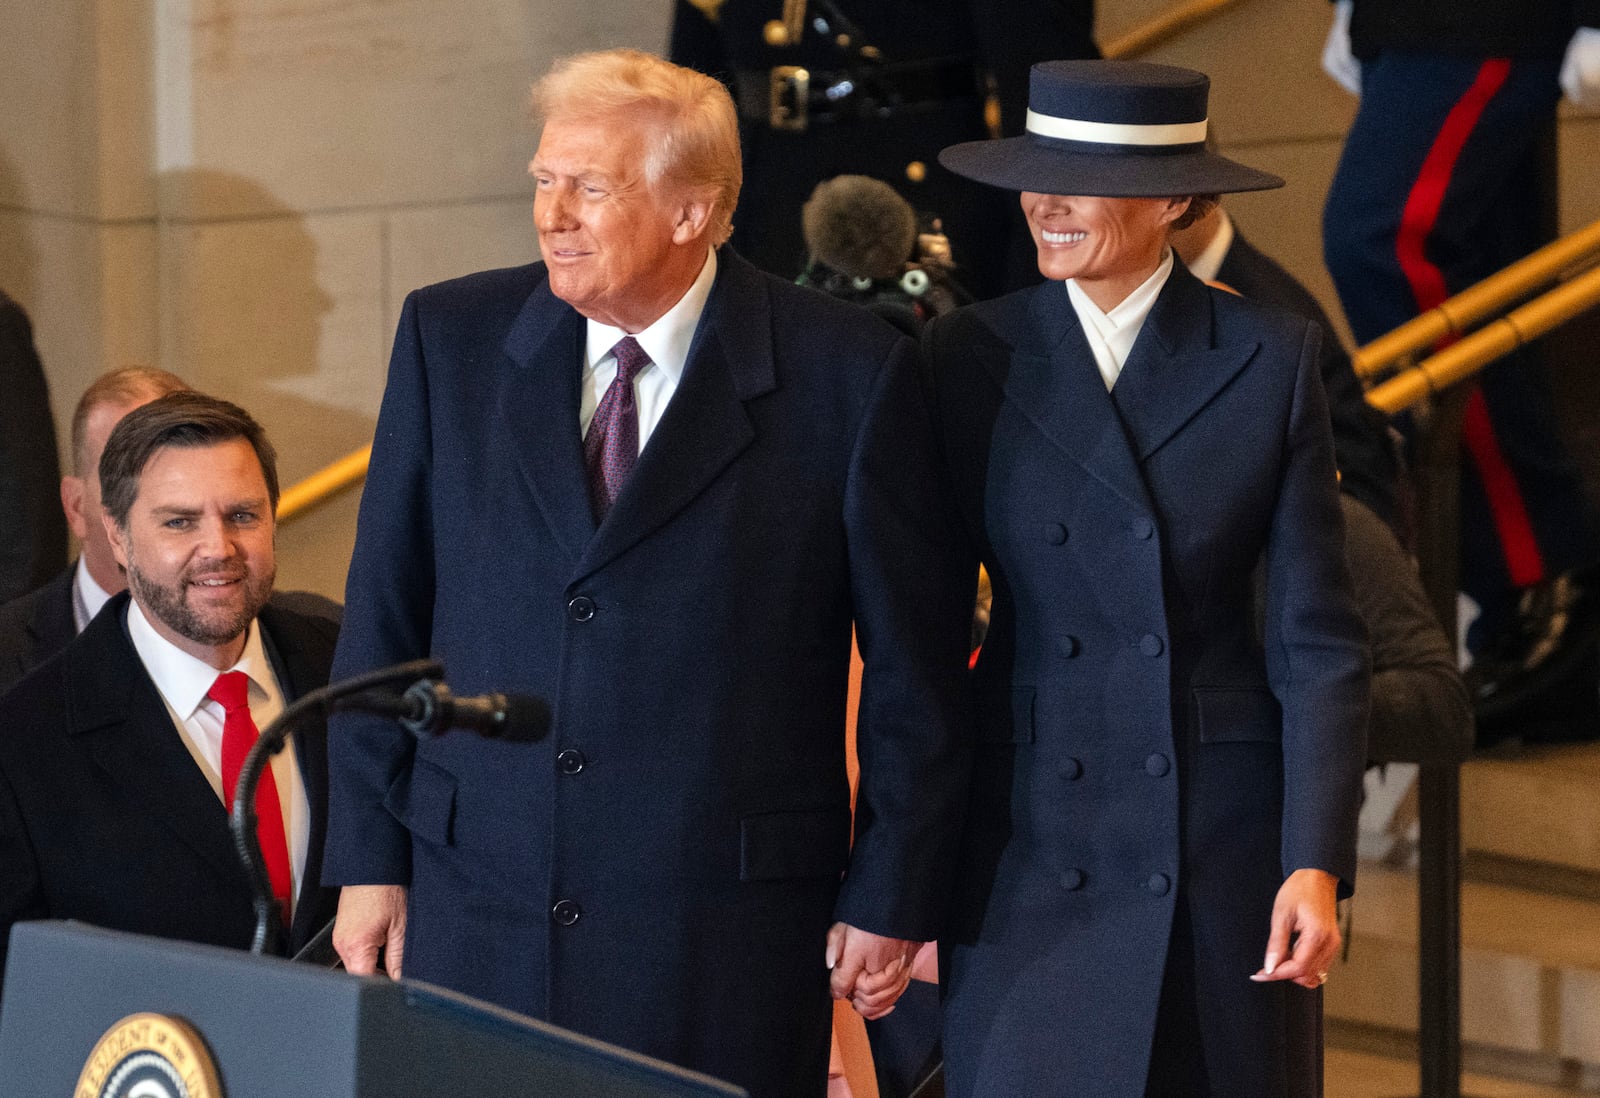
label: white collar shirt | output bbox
[1182,209,1235,285]
[71,557,115,634]
[126,600,308,914]
[580,247,718,450]
[1065,249,1176,392]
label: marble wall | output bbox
[1,0,1596,597]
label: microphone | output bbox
[802,174,919,282]
[397,679,551,743]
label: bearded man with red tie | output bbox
[323,48,972,1098]
[0,391,342,993]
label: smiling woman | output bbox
[925,60,1370,1098]
[1021,192,1193,309]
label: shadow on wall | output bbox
[156,168,373,469]
[0,142,38,313]
[156,169,376,598]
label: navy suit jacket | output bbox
[1216,230,1398,528]
[925,263,1369,1098]
[0,566,74,695]
[323,248,972,1098]
[0,591,342,990]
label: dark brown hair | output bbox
[1171,194,1221,232]
[99,391,280,527]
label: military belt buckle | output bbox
[769,66,810,131]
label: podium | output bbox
[0,922,746,1097]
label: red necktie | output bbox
[209,670,293,925]
[584,336,652,521]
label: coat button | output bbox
[1044,523,1068,545]
[1057,634,1080,658]
[557,749,586,775]
[1132,517,1155,540]
[1145,752,1170,777]
[567,596,596,622]
[551,899,582,926]
[1146,873,1171,897]
[1139,633,1164,657]
[1059,868,1085,891]
[1059,757,1083,780]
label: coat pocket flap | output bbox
[1194,686,1283,743]
[739,807,852,881]
[977,686,1036,743]
[383,756,457,845]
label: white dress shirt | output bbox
[126,601,309,915]
[1065,249,1176,392]
[580,247,718,450]
[71,558,115,634]
[1181,209,1236,285]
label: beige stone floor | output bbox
[1327,1048,1597,1097]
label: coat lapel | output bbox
[67,597,244,883]
[572,249,773,583]
[499,279,597,565]
[988,281,1152,513]
[1109,261,1261,462]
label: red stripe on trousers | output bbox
[1394,58,1545,588]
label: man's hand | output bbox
[1321,0,1361,96]
[332,884,408,978]
[825,922,921,1020]
[1250,868,1340,990]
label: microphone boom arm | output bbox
[230,658,443,956]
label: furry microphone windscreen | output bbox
[801,175,919,281]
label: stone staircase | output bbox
[1325,744,1600,1092]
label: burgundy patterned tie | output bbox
[584,336,651,521]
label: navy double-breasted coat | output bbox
[322,249,972,1098]
[925,264,1370,1098]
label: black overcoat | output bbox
[0,592,342,986]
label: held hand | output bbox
[333,884,408,978]
[1321,0,1361,96]
[1250,868,1340,990]
[825,922,920,1020]
[1561,28,1600,109]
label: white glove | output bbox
[1322,0,1361,96]
[1561,27,1600,109]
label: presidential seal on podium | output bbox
[75,1013,223,1098]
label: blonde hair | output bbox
[532,49,742,246]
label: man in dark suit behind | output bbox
[323,48,972,1098]
[0,289,66,605]
[0,366,190,693]
[0,392,341,990]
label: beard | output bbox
[126,557,276,648]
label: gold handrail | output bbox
[277,444,371,525]
[1354,216,1600,380]
[1103,0,1244,58]
[1366,261,1600,415]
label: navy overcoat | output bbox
[322,249,972,1098]
[925,264,1370,1098]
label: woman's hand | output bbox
[1249,868,1340,990]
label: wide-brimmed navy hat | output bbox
[939,60,1283,196]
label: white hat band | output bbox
[1025,109,1208,147]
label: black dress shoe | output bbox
[1467,568,1600,748]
